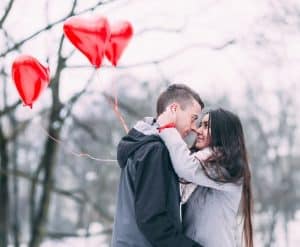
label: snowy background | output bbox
[1,0,300,246]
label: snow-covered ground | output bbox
[11,215,300,246]
[42,236,109,247]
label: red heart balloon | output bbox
[105,21,133,66]
[11,55,50,108]
[63,15,110,68]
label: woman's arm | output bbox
[159,128,238,192]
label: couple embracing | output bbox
[112,84,253,247]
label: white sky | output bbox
[2,0,299,107]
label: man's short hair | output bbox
[156,84,204,116]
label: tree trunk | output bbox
[0,125,9,246]
[265,208,278,247]
[12,139,20,247]
[28,119,61,247]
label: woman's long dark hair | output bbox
[192,108,253,247]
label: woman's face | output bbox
[195,113,211,150]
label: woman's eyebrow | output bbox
[192,114,199,120]
[200,120,209,124]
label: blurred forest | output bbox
[0,0,299,246]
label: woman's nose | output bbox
[196,127,203,135]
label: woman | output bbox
[157,107,253,247]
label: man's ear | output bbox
[169,102,179,112]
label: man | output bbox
[112,84,204,246]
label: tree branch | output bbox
[0,0,117,58]
[68,39,237,69]
[0,0,15,28]
[102,92,143,118]
[46,227,112,239]
[0,167,113,223]
[0,100,21,118]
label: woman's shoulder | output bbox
[194,147,213,161]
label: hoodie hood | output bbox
[117,117,160,168]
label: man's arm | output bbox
[134,142,202,247]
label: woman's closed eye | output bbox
[199,121,209,128]
[191,114,199,123]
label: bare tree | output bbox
[242,85,299,247]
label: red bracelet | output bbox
[158,123,176,132]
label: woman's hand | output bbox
[157,106,176,127]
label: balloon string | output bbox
[39,124,117,163]
[96,69,129,133]
[112,77,129,134]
